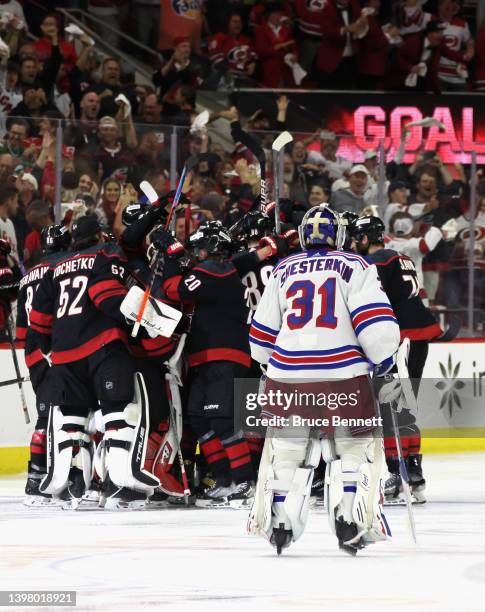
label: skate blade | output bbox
[82,490,100,503]
[23,495,59,507]
[195,498,230,509]
[103,498,146,511]
[227,497,254,510]
[61,498,82,511]
[146,499,171,509]
[168,495,196,506]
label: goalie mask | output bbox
[298,205,346,251]
[187,220,233,257]
[41,224,71,254]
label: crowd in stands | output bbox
[0,0,482,324]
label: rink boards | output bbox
[1,340,484,474]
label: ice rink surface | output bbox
[0,453,484,612]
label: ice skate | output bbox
[23,464,58,507]
[335,517,366,556]
[408,455,426,504]
[99,477,147,511]
[195,478,235,508]
[147,488,170,508]
[384,472,405,505]
[227,481,255,509]
[270,523,292,556]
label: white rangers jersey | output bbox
[250,248,400,380]
[385,226,442,292]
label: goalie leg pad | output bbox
[248,426,317,543]
[40,406,92,497]
[103,372,160,495]
[327,435,391,544]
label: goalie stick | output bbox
[230,122,269,209]
[272,131,293,234]
[432,316,461,343]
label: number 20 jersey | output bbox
[29,242,129,365]
[249,248,400,380]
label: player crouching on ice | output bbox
[248,205,400,555]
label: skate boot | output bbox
[99,476,147,510]
[384,472,404,505]
[195,478,235,508]
[83,477,101,503]
[407,454,426,504]
[58,467,88,510]
[147,487,170,508]
[310,464,326,507]
[270,523,292,556]
[335,517,365,556]
[23,462,57,507]
[227,481,255,509]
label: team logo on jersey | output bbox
[227,45,250,66]
[435,353,464,417]
[172,0,201,20]
[306,0,326,10]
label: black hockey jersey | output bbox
[29,242,129,364]
[232,250,277,323]
[162,259,250,368]
[16,252,65,369]
[369,248,442,341]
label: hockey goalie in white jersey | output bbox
[248,205,400,555]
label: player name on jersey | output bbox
[53,256,95,278]
[19,264,50,290]
[279,257,353,285]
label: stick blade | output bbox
[139,180,159,205]
[272,131,293,152]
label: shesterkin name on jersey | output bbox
[53,256,95,278]
[276,250,366,287]
[19,264,50,289]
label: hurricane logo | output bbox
[228,45,250,65]
[306,0,326,10]
[172,0,201,20]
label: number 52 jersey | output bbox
[249,249,401,380]
[29,242,129,364]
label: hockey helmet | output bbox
[41,224,71,253]
[389,212,414,237]
[298,204,346,250]
[122,202,148,226]
[349,215,385,245]
[230,210,272,244]
[187,220,233,256]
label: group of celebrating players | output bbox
[4,170,444,555]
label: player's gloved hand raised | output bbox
[150,228,185,258]
[258,235,289,258]
[280,228,299,247]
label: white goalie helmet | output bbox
[298,204,347,251]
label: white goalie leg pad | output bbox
[121,285,182,338]
[40,406,92,496]
[104,372,160,494]
[248,425,317,542]
[327,434,391,543]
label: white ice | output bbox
[0,453,484,612]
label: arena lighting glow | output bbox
[351,106,485,164]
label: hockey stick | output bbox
[272,131,293,234]
[132,164,192,338]
[432,316,461,342]
[166,155,199,233]
[393,339,418,544]
[0,375,30,388]
[6,316,30,424]
[230,124,268,209]
[165,333,191,503]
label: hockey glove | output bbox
[150,228,185,258]
[258,235,289,258]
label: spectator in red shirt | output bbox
[387,20,466,92]
[23,199,52,269]
[315,0,367,89]
[253,3,299,88]
[208,12,258,86]
[356,0,390,89]
[34,13,77,94]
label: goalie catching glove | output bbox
[121,285,182,338]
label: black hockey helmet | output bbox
[122,202,149,226]
[349,215,385,245]
[340,211,360,251]
[186,220,233,256]
[230,210,272,244]
[41,224,71,253]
